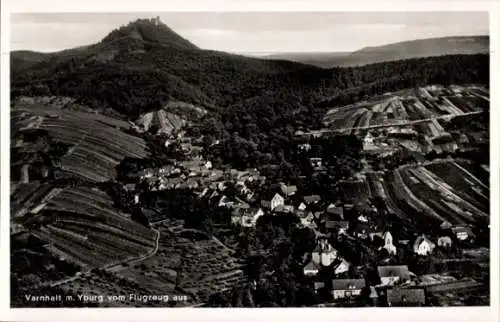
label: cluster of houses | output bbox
[127,124,485,307]
[304,232,477,306]
[304,234,427,306]
[299,214,478,307]
[360,118,486,163]
[138,159,217,191]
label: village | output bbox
[120,101,489,307]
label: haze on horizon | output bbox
[11,12,488,54]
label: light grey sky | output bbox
[11,12,488,54]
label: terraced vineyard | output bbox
[116,219,246,304]
[11,183,55,218]
[388,160,489,225]
[337,159,489,226]
[322,85,488,131]
[12,102,149,182]
[28,186,156,268]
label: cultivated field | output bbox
[24,186,156,269]
[323,85,488,132]
[114,218,246,304]
[339,160,489,225]
[12,102,149,182]
[11,183,58,218]
[389,160,488,224]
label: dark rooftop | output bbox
[377,265,411,280]
[387,288,426,306]
[331,279,366,290]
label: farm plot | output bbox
[365,172,387,199]
[30,186,156,269]
[13,104,149,182]
[117,222,246,304]
[338,178,371,203]
[380,174,417,221]
[321,86,489,131]
[424,161,489,214]
[389,161,489,225]
[11,183,56,218]
[323,105,365,128]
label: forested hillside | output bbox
[11,19,489,171]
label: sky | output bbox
[11,12,489,54]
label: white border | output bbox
[1,0,499,12]
[1,1,499,322]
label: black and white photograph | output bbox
[1,2,497,319]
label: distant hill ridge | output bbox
[266,35,489,68]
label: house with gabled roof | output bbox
[369,286,379,304]
[241,209,262,227]
[371,231,397,255]
[413,235,436,256]
[303,260,321,276]
[271,193,285,210]
[231,210,243,225]
[331,279,366,300]
[310,157,323,169]
[261,199,271,209]
[251,208,265,225]
[353,223,371,239]
[326,203,344,219]
[382,231,397,255]
[298,211,316,228]
[207,169,224,182]
[260,192,285,211]
[218,195,233,208]
[273,204,294,214]
[312,238,338,267]
[451,226,475,241]
[437,236,452,248]
[386,288,426,307]
[280,183,297,197]
[333,259,351,275]
[304,195,321,205]
[358,214,369,223]
[314,282,325,293]
[326,220,349,235]
[216,181,227,191]
[232,207,264,227]
[440,221,452,230]
[399,239,410,246]
[163,177,183,190]
[377,265,411,286]
[123,183,136,192]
